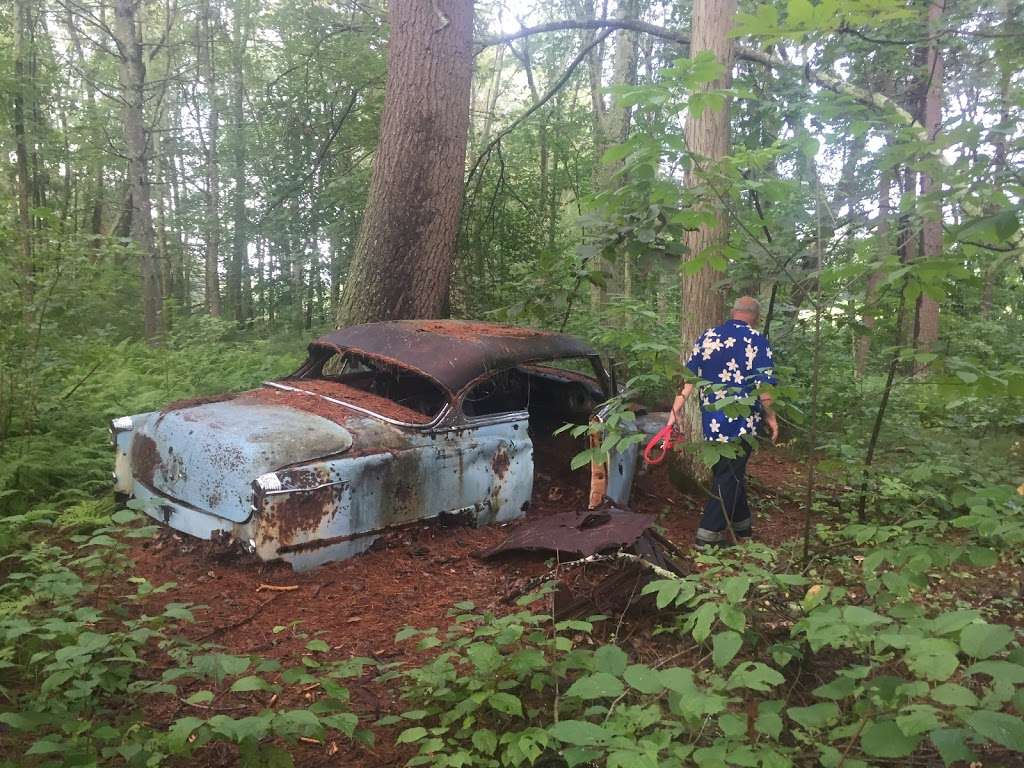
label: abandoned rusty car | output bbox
[111,321,640,570]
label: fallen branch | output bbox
[256,583,299,592]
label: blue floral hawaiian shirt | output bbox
[684,319,777,442]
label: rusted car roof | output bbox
[310,320,600,394]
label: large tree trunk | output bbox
[115,0,163,342]
[677,0,736,462]
[336,0,474,326]
[199,0,222,316]
[913,0,944,370]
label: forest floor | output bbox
[129,449,809,767]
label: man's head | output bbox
[731,296,761,325]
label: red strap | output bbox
[643,425,679,465]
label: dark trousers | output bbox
[696,443,753,545]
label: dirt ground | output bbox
[130,449,807,767]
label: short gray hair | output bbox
[732,296,761,317]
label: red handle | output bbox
[644,425,680,465]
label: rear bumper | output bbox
[133,480,244,541]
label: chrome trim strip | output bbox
[261,479,350,497]
[262,381,450,429]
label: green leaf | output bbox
[843,605,892,627]
[861,718,921,758]
[967,661,1024,683]
[963,710,1024,751]
[726,662,785,692]
[185,690,215,705]
[930,683,978,707]
[230,675,279,693]
[548,720,610,746]
[623,664,664,694]
[960,623,1015,660]
[787,702,838,730]
[594,645,628,676]
[488,692,523,716]
[472,728,497,755]
[712,631,743,668]
[167,717,205,752]
[566,672,624,700]
[930,728,976,766]
[397,726,427,744]
[905,638,960,681]
[305,639,330,653]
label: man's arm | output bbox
[759,391,778,443]
[666,382,694,429]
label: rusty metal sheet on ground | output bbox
[480,508,657,559]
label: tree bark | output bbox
[913,0,944,369]
[678,0,736,461]
[855,168,892,376]
[199,0,222,316]
[228,0,251,323]
[114,0,164,342]
[337,0,474,326]
[13,0,34,316]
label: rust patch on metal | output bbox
[479,508,659,560]
[266,484,339,544]
[159,392,238,416]
[310,320,599,395]
[491,447,510,479]
[131,433,162,486]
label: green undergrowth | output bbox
[0,507,372,767]
[0,317,309,520]
[386,483,1024,768]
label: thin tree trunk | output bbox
[337,0,474,325]
[678,0,736,473]
[199,0,222,316]
[115,0,164,342]
[913,0,944,370]
[228,0,250,322]
[13,0,35,317]
[855,168,892,376]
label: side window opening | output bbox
[461,369,529,418]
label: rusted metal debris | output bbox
[480,506,679,565]
[310,320,605,396]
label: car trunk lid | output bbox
[131,398,354,523]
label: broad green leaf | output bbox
[167,717,205,752]
[230,675,279,693]
[842,606,892,627]
[472,729,497,755]
[905,638,960,681]
[566,672,624,700]
[787,702,838,730]
[397,726,427,744]
[930,683,978,707]
[960,623,1015,660]
[488,692,523,716]
[624,664,664,694]
[929,728,976,766]
[712,631,743,668]
[548,720,610,746]
[861,718,921,757]
[963,710,1024,751]
[594,645,629,676]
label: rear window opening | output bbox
[298,351,449,423]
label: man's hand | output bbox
[763,410,779,443]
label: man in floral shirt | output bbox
[666,296,778,547]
